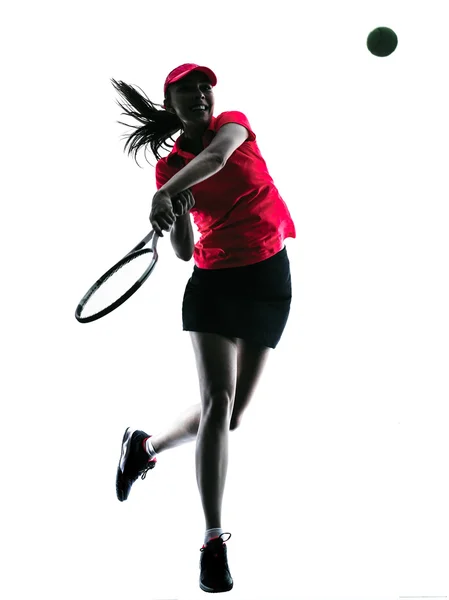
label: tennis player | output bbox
[114,64,296,593]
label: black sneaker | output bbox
[199,533,234,593]
[116,427,157,502]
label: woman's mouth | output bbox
[190,105,208,114]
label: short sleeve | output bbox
[215,111,256,142]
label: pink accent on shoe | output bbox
[142,437,149,451]
[203,536,224,548]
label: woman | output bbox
[113,63,296,593]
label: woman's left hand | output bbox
[172,188,195,216]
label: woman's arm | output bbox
[159,149,223,198]
[170,212,194,261]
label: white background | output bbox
[1,1,448,599]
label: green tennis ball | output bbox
[367,27,398,57]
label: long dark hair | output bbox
[111,79,183,168]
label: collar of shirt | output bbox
[170,115,219,159]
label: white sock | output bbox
[144,437,157,459]
[204,527,224,545]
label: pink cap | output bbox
[164,63,217,96]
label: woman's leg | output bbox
[190,332,238,531]
[150,338,272,452]
[150,402,202,454]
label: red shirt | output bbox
[155,111,296,269]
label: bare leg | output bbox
[196,400,231,530]
[150,400,231,530]
[153,333,238,534]
[150,403,202,454]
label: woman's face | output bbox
[164,71,214,139]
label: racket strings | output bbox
[100,251,148,286]
[80,249,155,318]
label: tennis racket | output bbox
[75,229,160,323]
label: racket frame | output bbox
[75,230,160,323]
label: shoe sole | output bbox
[116,427,134,502]
[199,581,233,593]
[119,427,134,474]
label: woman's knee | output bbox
[202,391,234,422]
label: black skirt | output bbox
[182,246,292,349]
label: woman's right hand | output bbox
[149,190,176,237]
